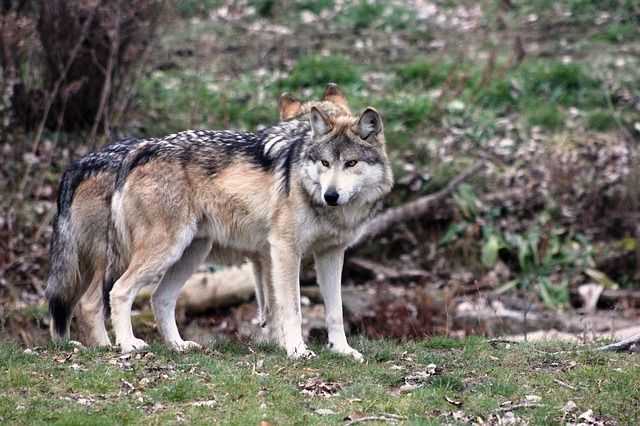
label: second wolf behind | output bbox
[107,99,393,359]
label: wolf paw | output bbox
[287,344,316,360]
[171,340,202,352]
[119,338,149,353]
[329,344,364,362]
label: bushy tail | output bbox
[45,168,84,341]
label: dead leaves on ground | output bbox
[298,376,343,398]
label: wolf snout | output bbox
[324,189,339,206]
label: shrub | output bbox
[586,110,617,131]
[276,55,361,91]
[3,0,162,132]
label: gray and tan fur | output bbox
[45,84,351,347]
[107,94,393,359]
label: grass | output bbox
[593,22,639,43]
[136,69,280,136]
[337,0,414,31]
[275,55,362,92]
[586,109,618,131]
[1,338,639,425]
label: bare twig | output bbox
[487,338,520,346]
[111,0,167,130]
[16,2,99,196]
[553,378,577,391]
[89,4,120,149]
[353,161,486,247]
[495,403,543,413]
[597,332,640,352]
[345,414,407,426]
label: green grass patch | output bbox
[524,102,566,129]
[593,22,639,43]
[136,70,279,135]
[586,109,618,131]
[396,59,456,89]
[2,339,638,424]
[337,0,414,31]
[378,95,436,130]
[466,60,609,122]
[276,55,361,92]
[518,61,604,108]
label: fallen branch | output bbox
[553,378,577,391]
[345,414,407,426]
[495,403,543,413]
[348,257,429,280]
[147,162,486,314]
[352,161,486,247]
[487,338,520,346]
[597,332,640,352]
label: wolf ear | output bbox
[322,83,350,112]
[309,106,332,136]
[357,107,383,140]
[278,92,303,120]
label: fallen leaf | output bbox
[298,377,342,397]
[445,396,462,406]
[314,408,336,416]
[191,400,216,408]
[562,400,577,413]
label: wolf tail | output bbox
[45,167,84,341]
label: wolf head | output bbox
[279,83,352,121]
[300,105,393,207]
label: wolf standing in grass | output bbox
[107,99,393,359]
[45,85,349,347]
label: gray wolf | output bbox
[107,95,393,359]
[45,84,352,347]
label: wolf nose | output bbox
[324,190,339,206]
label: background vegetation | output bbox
[1,0,639,326]
[1,0,640,423]
[2,0,640,335]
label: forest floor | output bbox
[1,337,639,425]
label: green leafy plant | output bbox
[442,185,599,308]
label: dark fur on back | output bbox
[113,122,312,195]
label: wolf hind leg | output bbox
[76,265,112,347]
[251,259,266,327]
[251,255,277,343]
[151,238,211,352]
[110,228,195,353]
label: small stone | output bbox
[562,400,577,413]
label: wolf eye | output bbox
[321,160,330,167]
[345,160,358,168]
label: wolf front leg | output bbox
[314,247,363,362]
[269,241,314,359]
